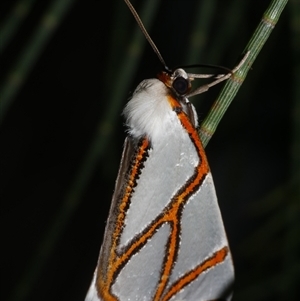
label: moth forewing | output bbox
[85,0,235,299]
[85,78,234,301]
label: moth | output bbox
[85,1,247,300]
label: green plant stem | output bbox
[199,0,288,147]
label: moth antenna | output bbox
[124,0,168,70]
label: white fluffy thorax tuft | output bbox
[123,79,182,143]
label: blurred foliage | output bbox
[1,0,298,301]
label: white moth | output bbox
[85,1,247,300]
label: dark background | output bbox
[1,0,299,301]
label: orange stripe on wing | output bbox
[152,95,210,300]
[161,247,229,301]
[97,138,150,300]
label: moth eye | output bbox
[172,76,189,95]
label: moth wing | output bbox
[84,137,135,301]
